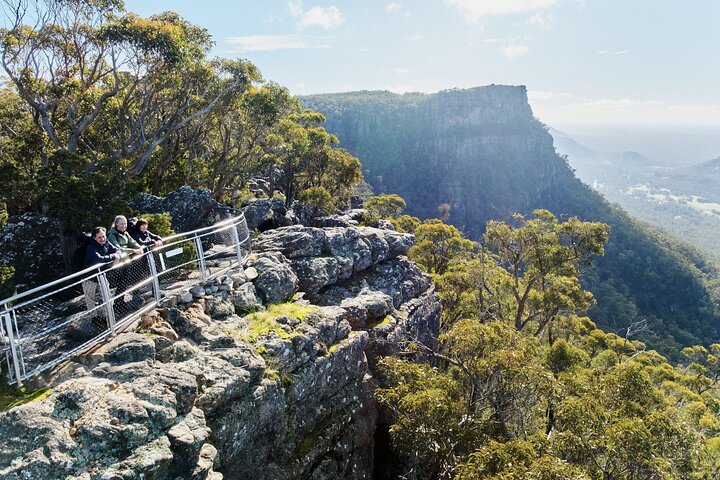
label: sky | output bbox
[122,1,720,129]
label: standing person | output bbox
[129,218,164,249]
[82,227,121,312]
[107,215,144,313]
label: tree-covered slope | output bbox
[301,86,720,358]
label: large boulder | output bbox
[131,186,228,234]
[242,198,296,232]
[248,252,299,304]
[0,213,64,290]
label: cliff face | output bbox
[301,85,720,357]
[302,86,574,239]
[0,225,440,479]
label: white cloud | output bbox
[225,34,334,52]
[408,35,424,41]
[501,43,529,59]
[598,49,630,55]
[289,1,303,17]
[394,68,411,75]
[445,0,560,22]
[290,3,344,30]
[302,6,344,29]
[527,12,553,30]
[386,2,401,13]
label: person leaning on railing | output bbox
[129,218,163,249]
[82,226,121,312]
[107,215,144,313]
[108,215,144,257]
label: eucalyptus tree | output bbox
[273,109,362,209]
[0,1,249,169]
[0,0,252,267]
[200,79,295,201]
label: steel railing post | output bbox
[3,308,23,386]
[147,252,162,303]
[194,235,207,281]
[98,272,116,335]
[231,221,243,265]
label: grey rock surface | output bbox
[242,198,296,232]
[131,185,227,234]
[0,222,439,480]
[0,213,64,290]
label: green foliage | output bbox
[137,213,174,238]
[409,220,474,275]
[39,150,129,232]
[296,186,333,222]
[364,194,407,219]
[390,214,421,233]
[0,264,15,300]
[271,109,364,208]
[380,210,720,479]
[237,303,316,343]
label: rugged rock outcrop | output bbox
[0,213,64,290]
[0,224,440,479]
[131,186,230,233]
[242,198,297,232]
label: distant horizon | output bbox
[122,1,720,127]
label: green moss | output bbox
[366,314,394,329]
[328,341,345,354]
[264,358,295,387]
[0,381,51,412]
[233,302,317,343]
[264,302,316,321]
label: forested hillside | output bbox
[302,87,720,358]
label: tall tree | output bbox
[0,0,251,268]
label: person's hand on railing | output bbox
[112,252,121,265]
[132,247,143,256]
[153,239,163,248]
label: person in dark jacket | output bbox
[129,218,163,249]
[82,226,121,311]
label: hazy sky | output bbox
[123,1,720,128]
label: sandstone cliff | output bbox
[301,85,720,358]
[0,224,440,479]
[301,86,576,239]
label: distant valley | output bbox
[551,126,720,261]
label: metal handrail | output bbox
[0,212,247,309]
[1,213,251,386]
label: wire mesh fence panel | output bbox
[2,272,112,381]
[154,237,203,287]
[108,257,157,325]
[202,225,238,278]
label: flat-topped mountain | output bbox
[302,85,720,357]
